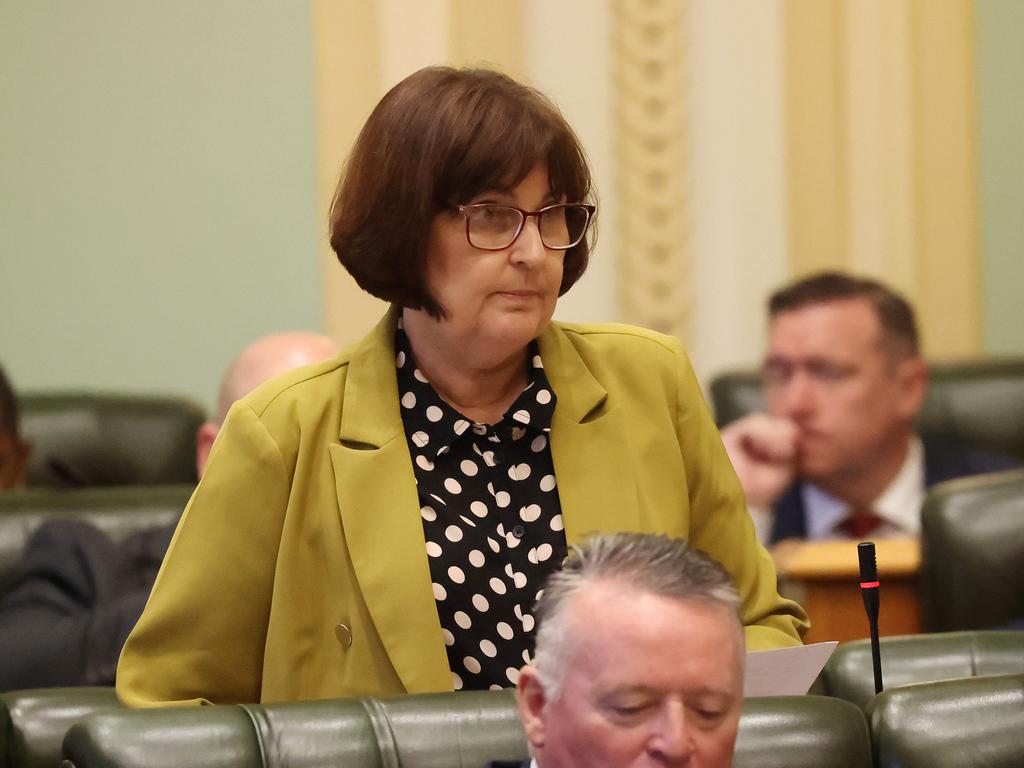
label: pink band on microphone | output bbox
[860,581,880,589]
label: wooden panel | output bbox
[774,538,921,643]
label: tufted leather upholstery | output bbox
[20,393,204,488]
[62,691,527,768]
[51,691,874,768]
[732,696,871,767]
[869,673,1024,767]
[709,358,1024,461]
[818,630,1024,709]
[920,470,1024,632]
[0,688,117,768]
[0,485,191,591]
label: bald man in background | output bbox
[195,333,340,478]
[0,333,337,691]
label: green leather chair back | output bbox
[63,691,526,768]
[20,393,204,488]
[732,696,871,768]
[0,485,191,591]
[920,470,1024,632]
[60,692,873,768]
[869,673,1024,767]
[709,358,1024,460]
[819,630,1024,709]
[0,687,117,768]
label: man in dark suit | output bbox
[0,334,337,691]
[720,272,1017,544]
[486,532,745,768]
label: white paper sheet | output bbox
[743,641,838,697]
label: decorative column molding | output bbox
[611,0,693,343]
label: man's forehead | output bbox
[768,298,886,356]
[564,584,744,672]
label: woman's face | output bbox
[421,165,566,355]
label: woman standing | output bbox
[117,66,807,706]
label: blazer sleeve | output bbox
[116,402,291,706]
[668,339,810,649]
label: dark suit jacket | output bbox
[0,520,173,691]
[770,435,1021,544]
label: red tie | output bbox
[838,508,884,539]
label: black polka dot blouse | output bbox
[395,324,569,691]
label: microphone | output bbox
[858,542,883,694]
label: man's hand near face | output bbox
[720,413,799,509]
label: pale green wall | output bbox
[977,0,1024,355]
[0,3,320,415]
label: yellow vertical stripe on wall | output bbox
[312,0,388,345]
[909,0,980,359]
[447,0,526,81]
[843,0,916,295]
[784,0,848,276]
[784,0,980,359]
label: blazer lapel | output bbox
[539,324,642,541]
[330,310,451,694]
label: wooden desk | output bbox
[772,538,921,644]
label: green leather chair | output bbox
[63,691,525,768]
[20,393,204,488]
[818,630,1024,709]
[0,485,191,591]
[732,696,871,768]
[59,692,872,768]
[920,470,1024,632]
[868,673,1024,767]
[709,358,1024,460]
[0,688,116,768]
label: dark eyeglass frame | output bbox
[456,202,597,251]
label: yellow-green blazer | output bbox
[117,311,807,706]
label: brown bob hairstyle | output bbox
[330,66,595,319]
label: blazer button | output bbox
[335,623,353,647]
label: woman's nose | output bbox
[510,217,548,264]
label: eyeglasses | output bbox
[456,203,596,251]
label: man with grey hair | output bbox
[496,532,745,768]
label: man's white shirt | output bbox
[802,435,924,540]
[749,436,925,543]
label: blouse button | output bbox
[511,525,526,539]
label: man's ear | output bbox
[195,422,219,480]
[516,665,549,750]
[896,356,928,420]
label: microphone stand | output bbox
[858,542,883,695]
